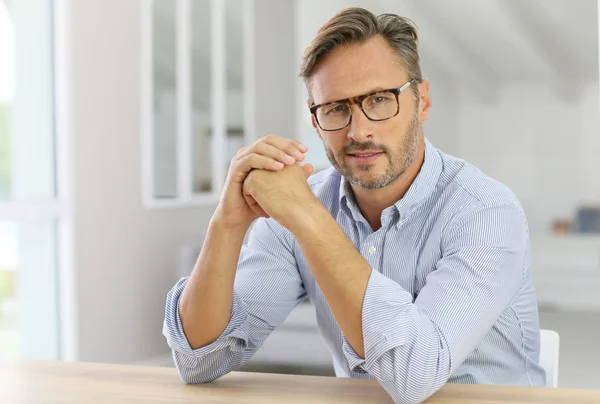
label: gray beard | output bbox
[325,111,420,191]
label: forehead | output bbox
[310,36,408,105]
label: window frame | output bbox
[0,0,77,361]
[140,0,255,209]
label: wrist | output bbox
[286,199,331,235]
[210,211,254,236]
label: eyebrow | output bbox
[319,86,392,106]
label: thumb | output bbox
[300,163,315,178]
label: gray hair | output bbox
[299,7,422,102]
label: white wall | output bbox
[252,0,296,140]
[63,0,302,363]
[421,80,460,156]
[455,82,600,234]
[67,0,215,363]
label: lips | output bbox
[346,151,383,164]
[348,153,379,157]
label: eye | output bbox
[372,96,387,103]
[323,104,347,115]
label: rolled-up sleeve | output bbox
[341,204,527,404]
[163,218,306,384]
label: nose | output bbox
[347,104,374,142]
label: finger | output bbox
[242,181,270,218]
[236,153,284,176]
[237,142,297,166]
[244,193,269,218]
[261,134,308,162]
[301,163,315,178]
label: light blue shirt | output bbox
[163,138,545,404]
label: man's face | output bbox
[309,36,430,190]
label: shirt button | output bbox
[398,219,404,225]
[368,246,376,254]
[346,201,351,208]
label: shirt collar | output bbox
[338,138,443,228]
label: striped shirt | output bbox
[163,138,546,404]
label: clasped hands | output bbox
[241,138,318,230]
[216,134,322,232]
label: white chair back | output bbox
[539,329,560,387]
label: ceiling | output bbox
[365,0,598,101]
[152,0,599,106]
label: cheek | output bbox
[388,112,414,140]
[321,133,343,152]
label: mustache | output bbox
[342,141,387,154]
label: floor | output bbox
[139,309,600,390]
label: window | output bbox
[141,0,253,208]
[0,221,59,358]
[0,0,68,360]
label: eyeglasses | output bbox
[309,80,417,131]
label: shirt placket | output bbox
[360,231,384,272]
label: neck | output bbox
[352,135,425,231]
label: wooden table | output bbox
[1,360,600,403]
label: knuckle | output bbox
[261,156,273,168]
[250,141,264,154]
[252,154,266,168]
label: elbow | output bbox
[171,351,226,385]
[178,371,217,385]
[178,369,203,385]
[175,363,225,385]
[382,357,451,404]
[392,390,439,404]
[387,380,447,404]
[172,349,245,385]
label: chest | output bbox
[295,209,446,303]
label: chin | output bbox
[349,171,386,190]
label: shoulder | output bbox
[434,150,528,244]
[438,150,525,216]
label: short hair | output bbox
[299,7,422,101]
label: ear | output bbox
[307,101,323,140]
[417,78,431,121]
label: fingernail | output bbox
[298,144,308,152]
[293,150,304,160]
[284,155,295,164]
[274,162,284,169]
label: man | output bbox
[163,7,545,404]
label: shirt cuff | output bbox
[163,278,250,363]
[341,269,414,373]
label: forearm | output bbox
[359,317,451,404]
[290,204,371,358]
[343,270,452,404]
[179,216,249,349]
